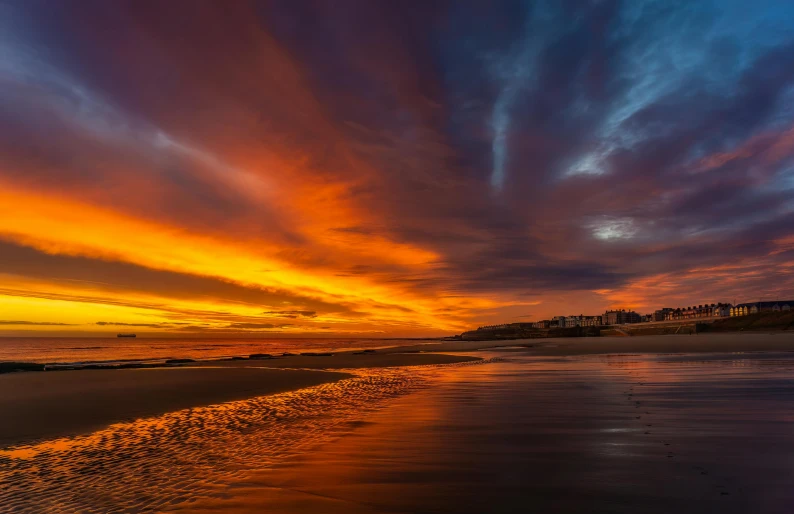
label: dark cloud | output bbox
[1,0,794,327]
[224,323,289,330]
[96,321,168,328]
[261,310,317,318]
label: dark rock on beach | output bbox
[0,362,46,373]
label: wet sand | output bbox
[0,352,478,448]
[0,367,350,447]
[3,334,794,513]
[175,350,794,514]
[197,351,481,370]
[388,332,794,355]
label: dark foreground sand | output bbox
[0,367,352,447]
[0,352,478,447]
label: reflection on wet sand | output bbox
[177,352,794,514]
[0,360,486,513]
[3,351,794,513]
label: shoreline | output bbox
[4,332,794,448]
[378,332,794,355]
[0,351,481,448]
[5,328,792,374]
[0,367,351,448]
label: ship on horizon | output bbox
[117,333,137,338]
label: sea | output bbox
[0,337,431,365]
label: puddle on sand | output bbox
[0,360,488,513]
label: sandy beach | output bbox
[174,348,794,514]
[3,334,794,448]
[3,333,794,513]
[388,332,794,355]
[0,352,479,447]
[0,367,351,447]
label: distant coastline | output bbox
[454,310,794,341]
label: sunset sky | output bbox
[2,0,794,337]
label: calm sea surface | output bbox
[2,350,794,513]
[0,337,430,364]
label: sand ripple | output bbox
[0,359,489,513]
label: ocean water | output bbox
[2,351,794,513]
[0,337,430,365]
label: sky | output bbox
[1,0,794,337]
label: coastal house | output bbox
[550,316,566,329]
[604,310,641,325]
[654,308,674,321]
[731,301,794,316]
[711,303,732,317]
[580,316,603,327]
[666,304,717,320]
[752,301,794,314]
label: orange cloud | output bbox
[0,182,489,335]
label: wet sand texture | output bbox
[0,361,489,513]
[0,367,349,446]
[0,352,480,447]
[175,351,794,514]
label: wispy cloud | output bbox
[0,0,793,333]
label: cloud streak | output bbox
[1,0,794,334]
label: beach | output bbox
[174,349,794,514]
[387,332,794,355]
[0,352,478,447]
[2,333,794,513]
[0,367,350,447]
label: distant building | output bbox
[711,303,732,317]
[653,308,674,321]
[564,316,582,328]
[550,316,566,328]
[732,301,794,316]
[580,315,603,327]
[604,310,641,325]
[532,320,550,329]
[666,304,717,320]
